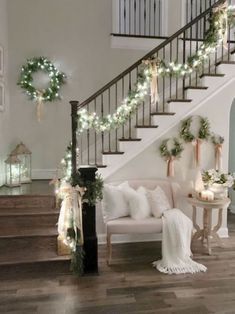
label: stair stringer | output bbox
[99,64,235,180]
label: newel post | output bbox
[79,166,98,274]
[70,100,98,274]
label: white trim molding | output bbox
[32,169,57,180]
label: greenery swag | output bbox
[180,116,210,143]
[77,2,235,134]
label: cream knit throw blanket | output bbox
[153,208,207,274]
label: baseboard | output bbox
[32,169,57,180]
[97,227,228,244]
[98,233,162,245]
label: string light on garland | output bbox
[76,2,235,134]
[77,67,151,134]
[18,57,66,121]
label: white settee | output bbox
[103,179,179,264]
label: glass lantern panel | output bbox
[6,164,20,186]
[18,154,31,183]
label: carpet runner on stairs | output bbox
[0,181,71,276]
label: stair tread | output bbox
[102,151,124,155]
[0,227,58,238]
[151,112,175,116]
[199,73,225,78]
[184,86,208,90]
[215,61,235,66]
[95,164,107,168]
[0,209,59,216]
[0,252,71,266]
[167,99,192,103]
[135,125,158,128]
[119,138,142,141]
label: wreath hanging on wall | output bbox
[18,57,66,121]
[159,137,184,177]
[179,115,210,167]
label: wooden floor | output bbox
[1,213,235,313]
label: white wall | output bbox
[0,0,10,186]
[96,79,235,240]
[229,99,235,213]
[7,0,144,179]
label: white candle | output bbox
[201,190,214,201]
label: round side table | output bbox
[187,197,230,255]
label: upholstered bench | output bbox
[103,179,177,264]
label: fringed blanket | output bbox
[153,208,207,274]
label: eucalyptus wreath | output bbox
[211,133,224,145]
[159,137,184,159]
[18,56,66,102]
[179,116,210,143]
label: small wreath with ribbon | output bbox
[18,57,66,121]
[159,137,184,177]
[211,133,224,171]
[179,115,210,167]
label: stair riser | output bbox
[0,214,58,233]
[0,235,58,255]
[0,196,55,209]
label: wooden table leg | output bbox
[212,208,224,248]
[204,208,212,255]
[192,205,202,241]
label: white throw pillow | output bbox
[122,184,151,220]
[102,182,129,222]
[147,186,171,218]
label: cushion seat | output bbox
[107,216,162,234]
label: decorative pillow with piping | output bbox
[146,186,172,218]
[102,182,130,222]
[122,184,151,220]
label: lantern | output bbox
[5,155,21,187]
[10,142,32,183]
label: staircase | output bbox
[71,0,234,180]
[0,182,70,276]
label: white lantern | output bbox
[10,142,32,183]
[5,155,21,187]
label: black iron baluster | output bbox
[196,21,199,84]
[191,0,193,22]
[129,72,132,137]
[94,98,97,165]
[169,41,172,99]
[163,46,166,111]
[149,0,151,36]
[186,0,189,23]
[144,0,146,36]
[87,104,90,164]
[136,67,139,126]
[176,36,179,99]
[119,0,121,33]
[124,0,127,34]
[158,0,161,36]
[108,88,111,152]
[183,31,186,98]
[129,0,131,35]
[115,83,118,151]
[101,94,104,152]
[134,0,137,35]
[154,0,156,36]
[122,77,125,138]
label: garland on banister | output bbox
[77,1,235,134]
